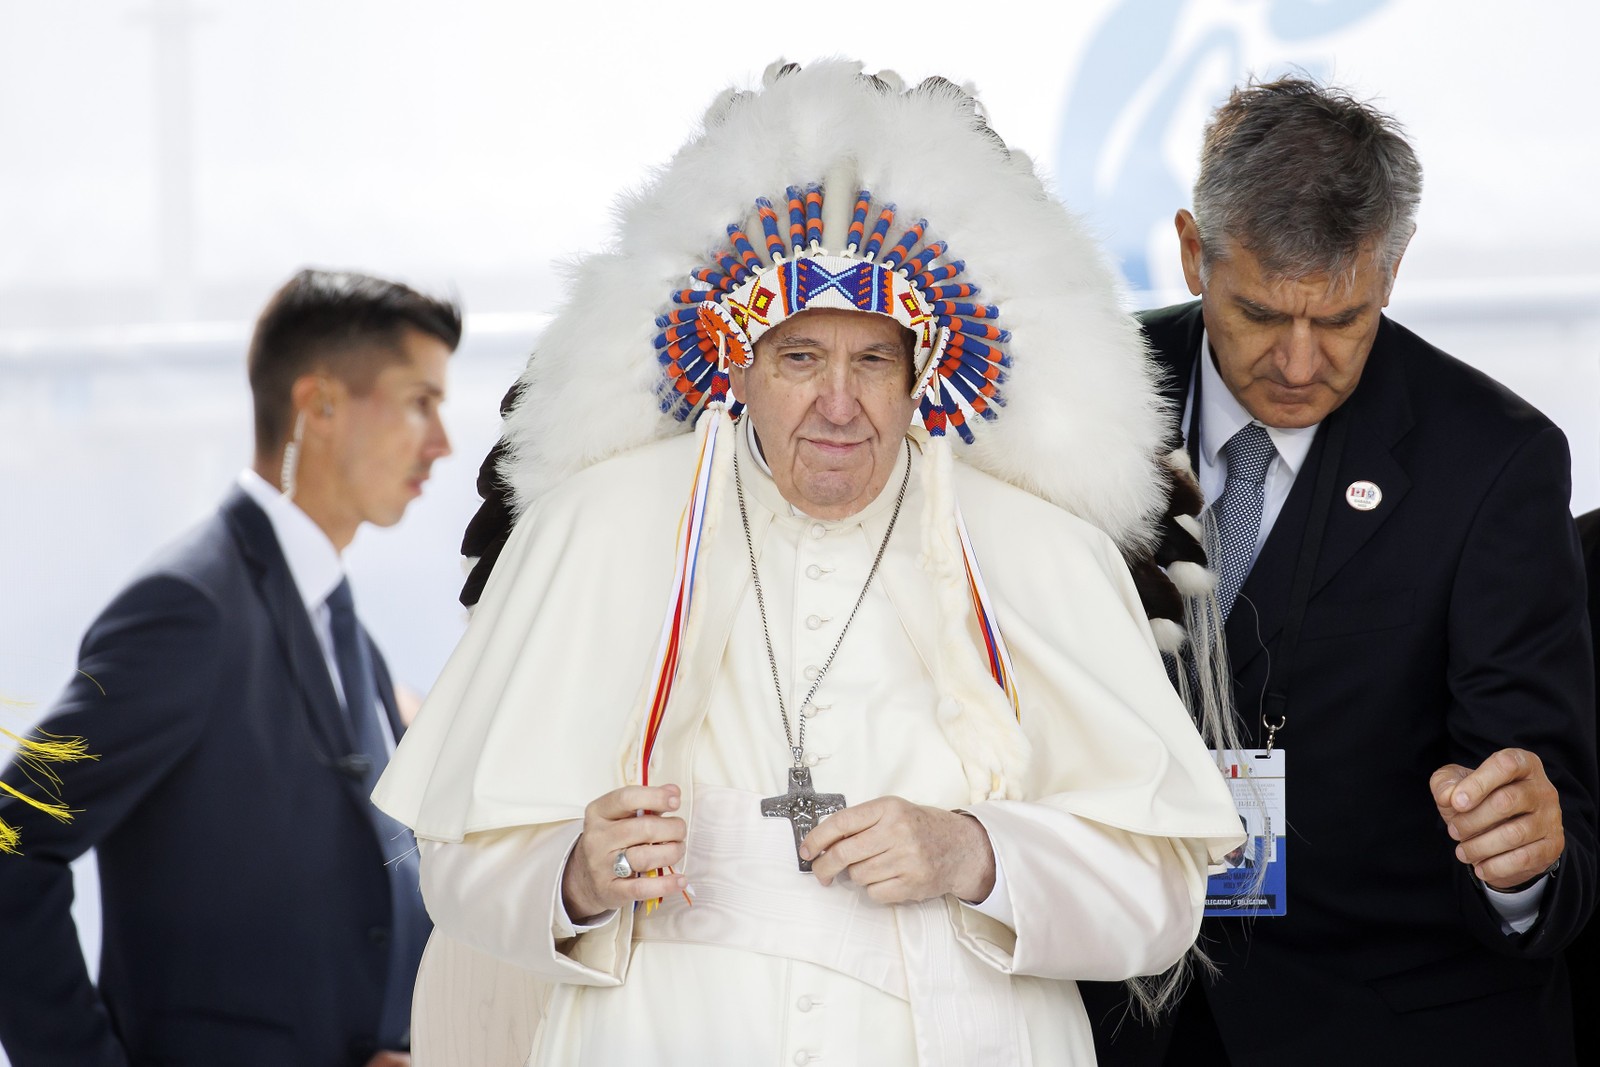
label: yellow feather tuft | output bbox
[0,779,76,821]
[2,725,95,855]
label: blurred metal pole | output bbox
[132,0,206,321]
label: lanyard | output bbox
[1185,347,1348,749]
[1261,415,1346,748]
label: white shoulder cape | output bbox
[375,431,1240,862]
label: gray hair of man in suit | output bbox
[1189,76,1424,291]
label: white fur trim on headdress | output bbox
[498,60,1169,555]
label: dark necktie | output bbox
[1211,422,1277,619]
[326,577,429,1049]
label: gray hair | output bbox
[1192,76,1422,285]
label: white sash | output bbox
[633,785,1026,1067]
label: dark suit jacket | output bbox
[0,489,423,1067]
[1089,303,1598,1065]
[1568,509,1600,1061]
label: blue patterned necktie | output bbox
[1211,422,1277,619]
[326,577,428,1047]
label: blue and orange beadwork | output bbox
[651,187,1011,444]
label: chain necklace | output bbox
[735,432,912,870]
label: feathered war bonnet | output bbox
[492,60,1218,794]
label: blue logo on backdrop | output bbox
[1056,0,1391,292]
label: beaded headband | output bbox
[651,185,1010,444]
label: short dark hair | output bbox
[1193,76,1422,283]
[247,269,463,454]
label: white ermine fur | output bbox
[497,60,1170,556]
[1167,559,1216,596]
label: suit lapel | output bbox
[371,646,406,742]
[223,489,356,757]
[1225,317,1415,672]
[1304,321,1414,592]
[1150,304,1205,428]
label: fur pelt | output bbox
[497,60,1172,555]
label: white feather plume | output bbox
[499,60,1169,553]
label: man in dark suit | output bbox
[1083,78,1597,1064]
[0,270,459,1066]
[1570,508,1600,1062]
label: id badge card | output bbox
[1205,749,1286,917]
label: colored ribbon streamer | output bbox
[954,505,1021,719]
[631,406,729,909]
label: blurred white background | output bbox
[2,0,1597,1051]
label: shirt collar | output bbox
[237,469,346,613]
[1195,329,1319,478]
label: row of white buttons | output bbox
[800,661,832,719]
[793,992,824,1063]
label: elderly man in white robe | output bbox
[375,62,1243,1066]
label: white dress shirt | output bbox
[237,470,395,755]
[1178,336,1546,934]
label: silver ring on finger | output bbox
[613,849,634,879]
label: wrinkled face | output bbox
[1177,210,1400,429]
[731,308,917,519]
[325,327,453,532]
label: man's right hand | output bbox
[561,784,688,922]
[1431,749,1564,890]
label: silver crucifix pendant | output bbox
[760,766,846,872]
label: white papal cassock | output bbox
[375,423,1243,1066]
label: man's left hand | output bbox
[1431,748,1564,890]
[799,796,996,905]
[363,1052,410,1067]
